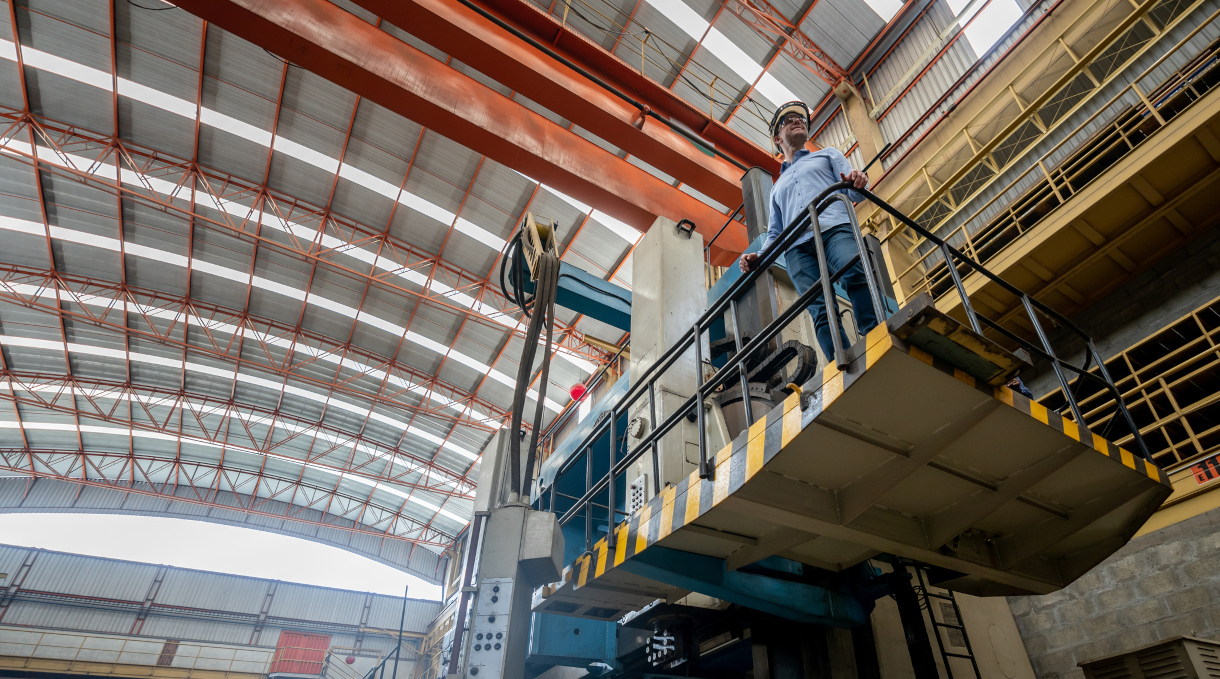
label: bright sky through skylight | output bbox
[1,514,444,600]
[947,0,1024,55]
[862,0,904,21]
[644,0,796,106]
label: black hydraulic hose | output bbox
[522,253,559,492]
[449,0,749,172]
[509,282,545,495]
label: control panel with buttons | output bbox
[465,578,512,679]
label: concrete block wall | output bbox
[1007,504,1220,679]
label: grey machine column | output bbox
[625,216,709,503]
[450,432,565,679]
[715,168,788,436]
[738,167,783,346]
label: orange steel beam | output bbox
[350,0,748,210]
[465,0,780,174]
[173,0,750,260]
[0,449,455,548]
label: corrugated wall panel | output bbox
[0,545,32,581]
[21,553,157,602]
[882,0,1051,170]
[2,602,136,634]
[155,571,269,615]
[366,595,441,633]
[267,584,363,626]
[872,0,980,146]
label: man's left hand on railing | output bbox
[841,170,869,189]
[739,252,760,273]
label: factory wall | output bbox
[0,544,442,678]
[1007,504,1220,679]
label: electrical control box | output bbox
[466,578,513,679]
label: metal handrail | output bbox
[546,183,1151,553]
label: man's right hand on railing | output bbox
[739,252,760,273]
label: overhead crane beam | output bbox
[0,448,456,549]
[442,0,781,174]
[350,0,749,210]
[0,370,478,497]
[172,0,750,259]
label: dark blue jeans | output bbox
[786,223,880,362]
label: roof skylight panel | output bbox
[3,281,497,425]
[0,39,589,382]
[0,417,466,522]
[0,334,486,467]
[644,0,798,104]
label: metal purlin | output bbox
[547,181,1154,552]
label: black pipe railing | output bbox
[546,183,1152,554]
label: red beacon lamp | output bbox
[569,383,588,402]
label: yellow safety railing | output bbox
[892,3,1220,300]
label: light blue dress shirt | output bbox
[760,148,865,256]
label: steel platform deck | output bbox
[533,302,1172,621]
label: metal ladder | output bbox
[915,566,981,679]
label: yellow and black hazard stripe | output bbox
[899,338,1168,487]
[561,324,1168,593]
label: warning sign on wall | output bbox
[1191,454,1220,485]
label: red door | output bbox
[270,631,331,675]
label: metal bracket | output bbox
[675,219,696,238]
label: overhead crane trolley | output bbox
[529,182,1171,629]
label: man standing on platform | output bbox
[739,101,879,363]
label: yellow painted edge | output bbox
[594,536,609,577]
[657,484,677,540]
[909,345,934,365]
[576,553,590,588]
[1092,432,1109,455]
[635,503,652,555]
[1143,458,1161,482]
[746,416,768,479]
[1029,400,1050,426]
[953,368,975,387]
[685,473,702,525]
[865,331,893,369]
[614,520,629,567]
[1120,447,1136,471]
[713,444,733,505]
[993,385,1014,407]
[782,397,802,448]
[822,369,846,408]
